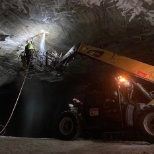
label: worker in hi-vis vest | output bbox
[25,39,35,67]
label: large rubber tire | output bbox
[137,105,154,143]
[57,111,81,140]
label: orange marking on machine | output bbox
[137,71,149,78]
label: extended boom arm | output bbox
[60,43,154,83]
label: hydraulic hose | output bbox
[136,83,153,101]
[117,85,124,129]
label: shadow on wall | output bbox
[0,73,72,138]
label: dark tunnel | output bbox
[0,0,154,139]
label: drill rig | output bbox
[57,43,154,142]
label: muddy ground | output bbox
[0,136,154,154]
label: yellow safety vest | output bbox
[28,43,35,50]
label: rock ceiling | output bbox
[0,0,154,85]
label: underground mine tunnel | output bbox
[0,0,154,142]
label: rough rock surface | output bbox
[0,0,154,85]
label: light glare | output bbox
[41,30,49,34]
[118,76,128,83]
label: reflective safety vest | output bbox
[28,43,35,50]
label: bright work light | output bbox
[41,30,49,34]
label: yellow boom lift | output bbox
[56,43,154,143]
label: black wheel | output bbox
[137,105,154,143]
[57,111,81,140]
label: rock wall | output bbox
[0,0,153,85]
[0,0,153,54]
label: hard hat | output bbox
[26,40,31,44]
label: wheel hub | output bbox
[144,112,154,136]
[59,117,74,135]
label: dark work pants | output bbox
[26,55,31,66]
